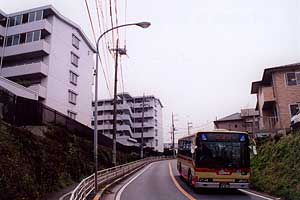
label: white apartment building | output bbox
[0,5,95,126]
[92,93,164,152]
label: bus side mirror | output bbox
[191,145,197,154]
[253,146,257,155]
[249,146,257,155]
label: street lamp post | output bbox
[93,21,150,192]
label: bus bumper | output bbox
[194,182,249,189]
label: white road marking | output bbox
[239,189,278,200]
[115,163,153,200]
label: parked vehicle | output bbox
[291,110,300,130]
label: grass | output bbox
[0,120,139,200]
[251,133,300,200]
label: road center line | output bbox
[239,189,277,200]
[168,161,196,200]
[115,163,153,200]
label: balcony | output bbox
[1,40,50,61]
[2,61,48,79]
[133,111,154,118]
[134,121,155,128]
[28,84,46,99]
[133,131,155,139]
[97,124,132,132]
[7,19,52,36]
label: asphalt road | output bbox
[111,160,276,200]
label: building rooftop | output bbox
[251,62,300,94]
[215,112,242,122]
[1,5,96,52]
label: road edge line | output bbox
[115,163,153,200]
[168,161,196,200]
[239,189,280,200]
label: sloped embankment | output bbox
[251,134,300,200]
[0,120,139,200]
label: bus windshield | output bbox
[195,133,250,168]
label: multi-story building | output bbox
[251,63,300,133]
[214,108,259,133]
[0,5,95,126]
[92,93,164,152]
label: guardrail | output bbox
[69,156,172,200]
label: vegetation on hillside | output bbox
[0,120,139,200]
[251,133,300,200]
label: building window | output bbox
[8,10,43,27]
[71,52,79,67]
[26,32,33,43]
[68,90,77,105]
[69,71,78,85]
[68,110,77,120]
[9,16,15,27]
[22,13,29,24]
[155,110,157,117]
[33,30,41,41]
[12,35,20,45]
[35,10,43,21]
[286,72,300,86]
[155,119,157,126]
[155,139,158,147]
[5,30,41,47]
[20,33,26,44]
[28,12,35,22]
[72,34,80,49]
[15,15,22,26]
[290,104,300,117]
[155,129,158,136]
[6,36,12,46]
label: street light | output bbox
[93,21,151,192]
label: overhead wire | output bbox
[85,0,112,97]
[95,0,112,92]
[109,0,115,48]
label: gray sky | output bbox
[1,0,300,142]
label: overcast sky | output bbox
[1,0,300,142]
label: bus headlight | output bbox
[241,171,248,175]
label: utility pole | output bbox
[172,112,175,158]
[140,94,145,159]
[112,39,119,167]
[111,39,127,166]
[187,122,193,135]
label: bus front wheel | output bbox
[188,171,193,187]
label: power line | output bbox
[84,0,97,43]
[109,0,115,48]
[95,0,112,92]
[124,0,127,46]
[85,0,112,97]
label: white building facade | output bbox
[92,93,164,152]
[0,5,95,126]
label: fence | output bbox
[68,156,172,200]
[0,90,141,154]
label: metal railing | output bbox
[69,156,171,200]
